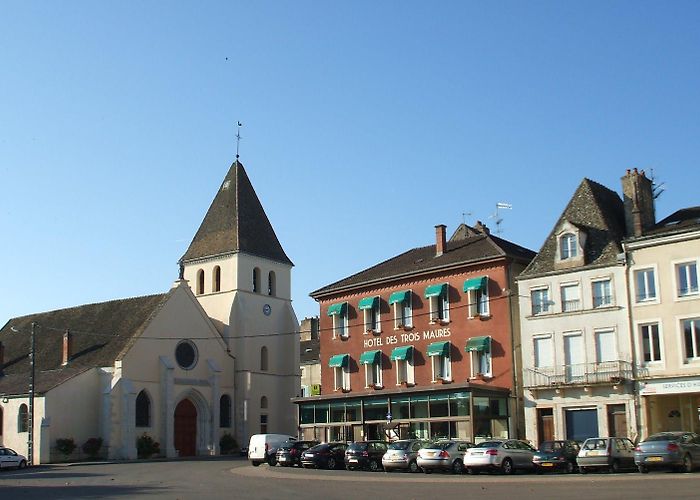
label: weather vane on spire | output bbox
[236,121,242,160]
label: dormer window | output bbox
[560,233,578,259]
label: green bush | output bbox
[136,433,160,459]
[82,437,103,458]
[56,438,77,457]
[220,433,238,454]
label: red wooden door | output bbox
[174,399,197,456]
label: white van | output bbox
[248,434,297,466]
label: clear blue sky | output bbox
[2,1,699,326]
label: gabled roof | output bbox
[0,293,169,396]
[644,206,700,237]
[520,178,626,278]
[180,160,293,266]
[311,227,535,298]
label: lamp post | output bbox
[28,321,36,466]
[10,321,36,466]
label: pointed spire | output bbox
[180,161,293,266]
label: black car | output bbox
[300,442,348,470]
[345,441,389,472]
[533,440,580,473]
[276,440,319,467]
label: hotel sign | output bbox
[640,378,700,395]
[363,328,451,348]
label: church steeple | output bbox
[180,161,292,266]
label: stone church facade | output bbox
[0,160,299,463]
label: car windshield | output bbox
[348,443,368,451]
[475,441,503,448]
[645,433,682,442]
[539,441,563,452]
[307,444,328,452]
[583,439,608,451]
[388,441,411,451]
[425,441,452,450]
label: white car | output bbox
[0,448,28,469]
[463,439,536,475]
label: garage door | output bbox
[565,408,599,442]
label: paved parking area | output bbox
[1,458,700,499]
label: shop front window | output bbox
[391,397,410,420]
[315,403,329,424]
[300,404,314,424]
[430,394,449,418]
[364,398,389,421]
[411,396,429,419]
[346,401,361,422]
[449,392,470,417]
[330,402,345,423]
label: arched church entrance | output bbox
[174,399,197,456]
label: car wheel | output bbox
[535,466,543,475]
[346,466,354,471]
[566,461,575,474]
[369,460,381,472]
[408,460,420,473]
[452,460,464,474]
[327,457,337,470]
[638,465,649,474]
[609,460,620,474]
[252,461,261,467]
[267,456,277,467]
[467,467,480,475]
[681,454,693,473]
[18,460,27,470]
[501,458,515,475]
[579,467,588,474]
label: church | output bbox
[0,160,300,463]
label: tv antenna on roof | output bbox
[489,202,512,235]
[235,121,242,160]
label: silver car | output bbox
[382,439,429,473]
[463,439,536,475]
[577,437,635,473]
[416,440,474,474]
[634,432,700,473]
[0,448,28,469]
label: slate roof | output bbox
[0,293,169,396]
[644,206,700,237]
[519,178,626,278]
[311,227,535,298]
[180,161,292,266]
[300,338,320,364]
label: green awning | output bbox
[466,336,491,353]
[463,276,487,292]
[427,341,451,357]
[358,296,379,310]
[328,354,349,368]
[390,345,413,361]
[424,283,447,298]
[388,290,410,305]
[327,302,347,317]
[359,350,381,365]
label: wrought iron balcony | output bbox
[523,360,634,388]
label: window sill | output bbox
[397,382,415,388]
[432,378,452,384]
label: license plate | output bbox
[541,462,554,467]
[279,457,287,461]
[348,458,357,463]
[585,450,603,456]
[646,456,663,462]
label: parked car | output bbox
[247,434,296,466]
[382,439,429,473]
[577,437,636,473]
[464,439,536,475]
[533,440,580,473]
[345,441,389,471]
[634,432,700,473]
[416,440,474,474]
[301,442,348,469]
[276,440,319,467]
[0,448,27,469]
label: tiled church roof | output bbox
[180,161,293,266]
[0,293,168,396]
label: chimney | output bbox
[474,220,490,235]
[62,330,73,365]
[435,224,447,256]
[621,168,656,237]
[0,341,4,375]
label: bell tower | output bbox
[179,160,300,443]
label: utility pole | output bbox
[28,321,36,466]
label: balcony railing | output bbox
[523,360,634,388]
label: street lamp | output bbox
[10,321,37,466]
